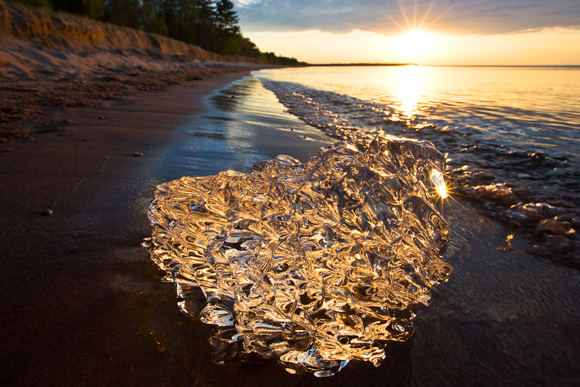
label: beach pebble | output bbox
[40,208,52,216]
[556,214,574,222]
[471,172,495,183]
[474,183,519,206]
[511,187,530,201]
[133,152,143,157]
[534,219,568,237]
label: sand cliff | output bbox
[0,1,264,140]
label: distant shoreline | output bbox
[308,63,417,67]
[306,64,579,68]
[424,64,580,68]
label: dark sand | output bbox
[0,70,261,386]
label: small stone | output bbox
[534,219,568,237]
[133,152,143,157]
[4,148,12,152]
[40,208,52,216]
[556,214,574,222]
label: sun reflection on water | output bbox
[393,65,425,117]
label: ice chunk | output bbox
[144,136,453,376]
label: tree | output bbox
[215,0,238,33]
[6,0,51,9]
[11,0,306,64]
[84,0,105,19]
[193,0,216,49]
[50,0,104,16]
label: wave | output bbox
[258,79,580,269]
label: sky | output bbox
[232,0,580,65]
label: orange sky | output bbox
[235,0,580,65]
[245,28,580,65]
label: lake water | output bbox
[255,66,580,156]
[152,67,580,385]
[254,66,580,266]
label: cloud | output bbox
[234,0,580,35]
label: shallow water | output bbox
[253,67,580,268]
[253,67,580,201]
[255,66,580,156]
[157,76,333,181]
[148,74,580,384]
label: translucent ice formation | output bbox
[144,136,453,376]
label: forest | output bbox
[6,0,306,66]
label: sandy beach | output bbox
[0,70,262,385]
[0,0,261,141]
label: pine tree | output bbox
[215,0,238,34]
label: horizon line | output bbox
[304,63,580,67]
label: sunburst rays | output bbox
[368,0,456,37]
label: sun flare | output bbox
[392,31,437,58]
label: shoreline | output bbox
[2,65,580,386]
[0,2,268,142]
[0,62,267,141]
[0,69,257,385]
[257,72,580,269]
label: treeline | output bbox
[6,0,307,66]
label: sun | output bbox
[392,30,437,58]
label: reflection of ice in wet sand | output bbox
[145,136,452,376]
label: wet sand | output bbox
[1,70,580,387]
[0,70,259,386]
